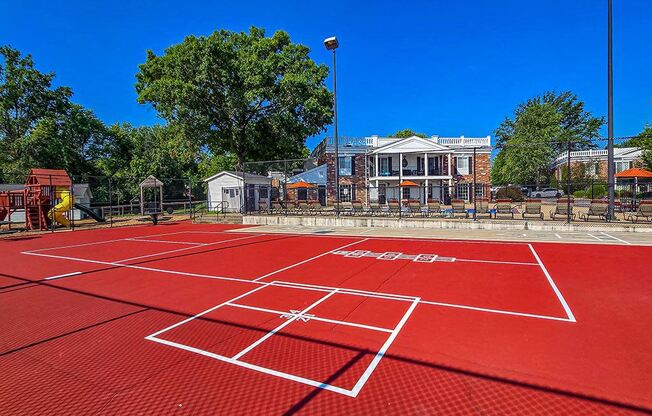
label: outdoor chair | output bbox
[408,200,423,217]
[451,199,468,218]
[426,199,442,217]
[369,201,384,216]
[270,200,283,214]
[626,200,652,223]
[474,198,491,219]
[339,201,354,216]
[494,198,514,219]
[522,199,544,220]
[308,200,323,215]
[579,199,609,222]
[550,198,576,220]
[387,199,401,216]
[351,200,365,216]
[257,200,269,214]
[297,200,312,215]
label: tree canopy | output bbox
[135,27,333,169]
[391,129,427,138]
[491,91,604,185]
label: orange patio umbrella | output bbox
[287,180,317,189]
[399,180,420,187]
[615,168,652,179]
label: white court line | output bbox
[23,230,191,253]
[145,336,355,396]
[554,233,562,239]
[225,302,393,333]
[455,258,538,266]
[419,299,573,322]
[600,232,631,245]
[587,233,602,241]
[113,234,264,264]
[231,289,339,360]
[125,238,205,245]
[23,248,573,323]
[44,271,82,281]
[147,283,274,338]
[252,239,370,282]
[528,244,576,322]
[349,297,420,397]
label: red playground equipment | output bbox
[0,169,73,231]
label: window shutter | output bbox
[351,156,356,175]
[469,157,473,174]
[388,157,392,173]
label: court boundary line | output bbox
[113,234,264,264]
[21,239,575,323]
[146,281,418,397]
[528,244,576,322]
[252,239,371,282]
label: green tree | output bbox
[493,91,603,185]
[391,129,427,138]
[135,27,333,169]
[1,45,72,169]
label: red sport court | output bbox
[1,223,650,415]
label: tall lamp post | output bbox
[607,0,615,219]
[324,36,340,216]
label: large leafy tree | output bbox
[135,27,333,169]
[0,45,113,177]
[492,91,603,185]
[618,125,652,170]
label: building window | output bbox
[456,157,471,175]
[297,188,307,200]
[379,158,390,175]
[474,183,485,198]
[338,184,356,202]
[615,161,631,173]
[456,183,469,201]
[402,187,411,200]
[338,156,355,176]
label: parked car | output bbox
[530,188,564,198]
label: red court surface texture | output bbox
[1,223,651,415]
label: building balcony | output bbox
[369,169,451,180]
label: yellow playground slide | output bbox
[48,187,74,227]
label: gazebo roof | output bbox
[139,175,164,188]
[615,168,652,179]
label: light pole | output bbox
[324,36,340,215]
[607,0,615,219]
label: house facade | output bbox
[551,147,644,180]
[204,171,272,212]
[311,135,492,204]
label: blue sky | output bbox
[2,0,651,150]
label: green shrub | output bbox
[496,186,525,202]
[573,190,587,198]
[585,183,607,198]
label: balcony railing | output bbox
[371,168,446,177]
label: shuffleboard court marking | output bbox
[124,238,205,245]
[528,244,576,322]
[252,238,370,282]
[600,232,631,245]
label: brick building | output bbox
[551,147,644,180]
[310,135,492,204]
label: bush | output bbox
[616,189,633,198]
[585,183,607,198]
[496,186,525,202]
[573,190,587,198]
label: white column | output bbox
[447,153,452,176]
[375,154,379,177]
[424,153,428,176]
[425,179,429,203]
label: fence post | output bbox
[566,140,572,224]
[473,147,477,221]
[284,160,288,217]
[108,176,113,228]
[70,178,75,231]
[49,174,54,232]
[188,178,193,220]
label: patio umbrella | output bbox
[399,180,419,187]
[287,180,317,189]
[615,168,652,208]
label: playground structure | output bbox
[0,169,75,231]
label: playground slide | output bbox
[73,203,106,222]
[48,187,73,227]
